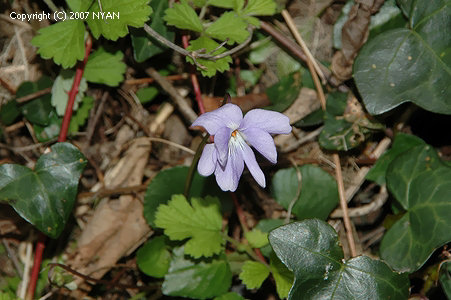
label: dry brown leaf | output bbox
[203,93,270,113]
[69,137,152,294]
[332,0,384,80]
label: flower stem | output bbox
[184,133,210,198]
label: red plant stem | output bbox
[25,233,46,300]
[182,35,205,114]
[26,37,93,300]
[58,36,93,142]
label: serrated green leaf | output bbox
[163,246,232,298]
[84,47,125,86]
[380,144,451,272]
[242,0,276,16]
[137,236,171,278]
[269,220,410,300]
[206,12,249,45]
[131,0,175,62]
[164,0,203,32]
[354,0,451,115]
[186,36,233,77]
[272,165,339,220]
[213,292,245,300]
[86,0,152,41]
[244,229,268,248]
[67,0,93,12]
[0,143,87,238]
[155,194,223,258]
[69,96,94,133]
[239,260,270,289]
[51,70,87,116]
[270,251,293,299]
[31,20,85,68]
[143,166,227,227]
[366,133,425,185]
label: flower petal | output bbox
[242,144,266,188]
[241,127,277,163]
[214,126,231,166]
[215,151,243,192]
[191,103,243,135]
[241,109,292,134]
[197,143,216,176]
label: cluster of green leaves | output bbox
[138,166,293,299]
[158,0,276,76]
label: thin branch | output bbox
[142,24,253,63]
[16,87,52,104]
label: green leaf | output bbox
[137,236,171,278]
[270,252,294,299]
[272,165,339,220]
[86,0,152,41]
[354,0,451,115]
[33,111,61,142]
[164,0,203,32]
[242,0,276,16]
[131,0,175,62]
[186,36,233,77]
[269,220,410,300]
[136,87,158,103]
[21,96,53,126]
[239,260,270,289]
[0,143,87,238]
[256,218,284,257]
[0,101,20,126]
[155,194,223,258]
[31,20,85,68]
[244,228,268,248]
[265,72,301,112]
[51,70,87,116]
[84,47,126,86]
[163,246,232,298]
[380,144,451,272]
[206,12,249,45]
[366,133,425,185]
[69,96,94,133]
[208,0,243,11]
[214,292,245,300]
[143,166,226,227]
[67,0,93,12]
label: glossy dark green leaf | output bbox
[272,165,339,220]
[293,109,324,128]
[0,143,86,238]
[137,236,171,278]
[366,133,425,185]
[143,166,227,227]
[163,246,232,299]
[269,220,410,300]
[131,0,174,62]
[265,72,301,112]
[354,0,451,115]
[21,96,53,126]
[381,145,451,272]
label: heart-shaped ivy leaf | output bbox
[0,143,86,238]
[269,220,409,300]
[381,144,451,272]
[354,0,451,115]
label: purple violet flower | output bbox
[192,103,292,192]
